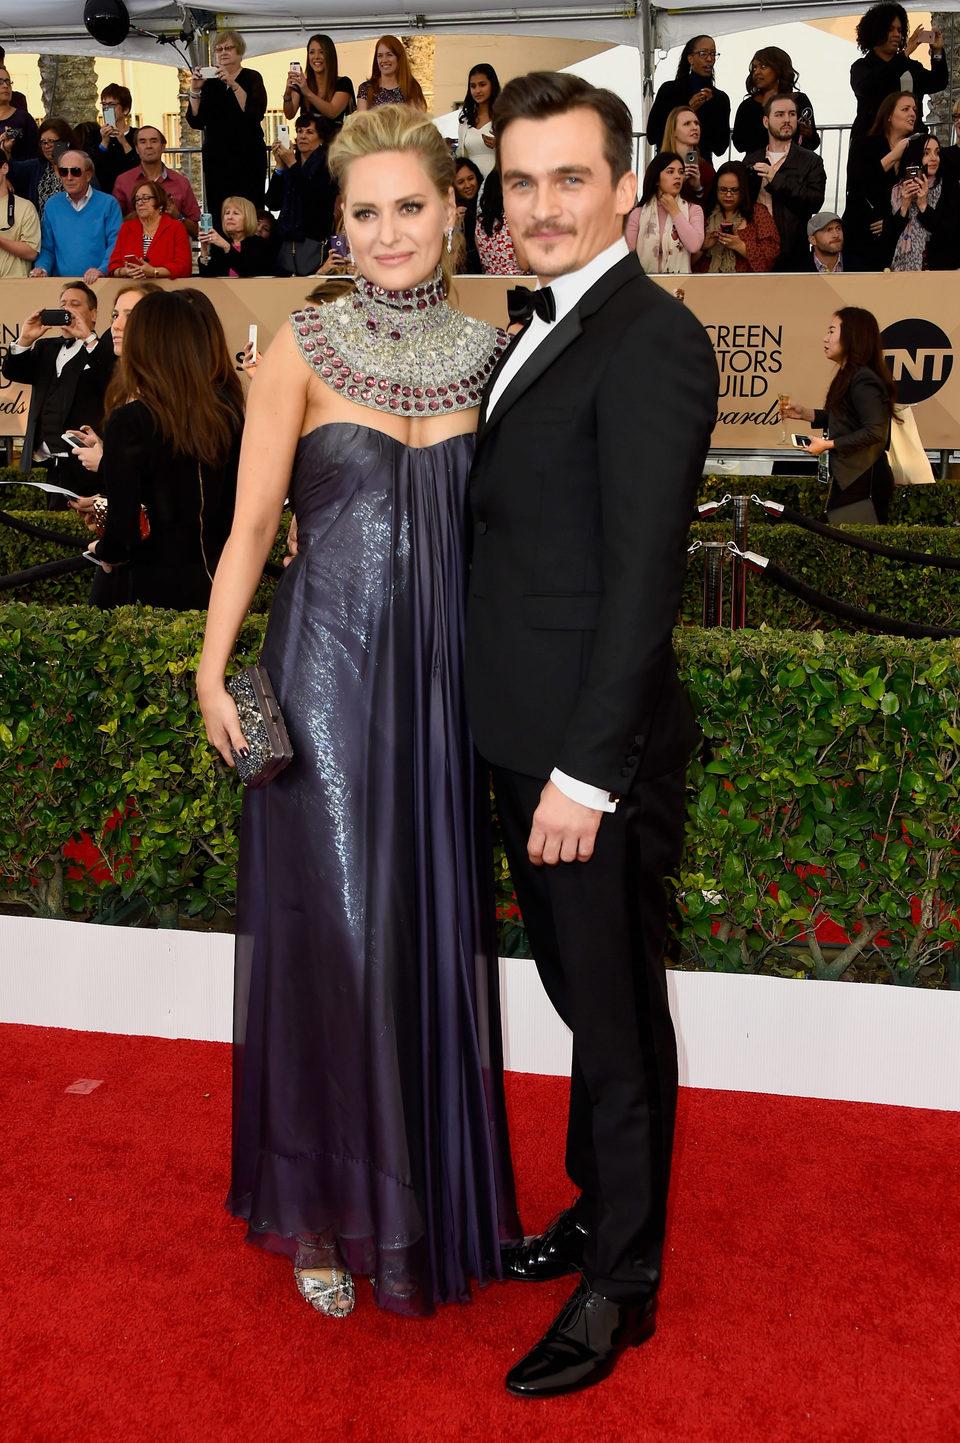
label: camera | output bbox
[40,308,73,327]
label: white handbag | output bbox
[887,404,936,485]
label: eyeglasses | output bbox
[0,78,12,86]
[58,166,85,177]
[717,185,740,194]
[691,50,718,60]
[134,194,154,203]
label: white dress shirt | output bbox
[9,332,98,376]
[485,236,631,812]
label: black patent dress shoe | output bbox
[501,1208,588,1282]
[505,1278,656,1398]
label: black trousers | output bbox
[491,763,686,1301]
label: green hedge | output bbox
[5,511,960,634]
[0,511,284,610]
[699,474,960,524]
[682,523,960,630]
[2,605,957,987]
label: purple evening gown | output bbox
[227,422,520,1315]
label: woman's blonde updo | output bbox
[328,106,457,290]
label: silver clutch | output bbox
[225,664,293,787]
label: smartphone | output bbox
[40,308,72,327]
[199,65,219,79]
[62,431,87,450]
[684,149,697,166]
[125,254,144,267]
[290,60,302,75]
[905,165,921,180]
[199,211,213,232]
[720,222,734,235]
[329,233,349,259]
[277,123,290,146]
[52,139,69,164]
[82,550,104,568]
[798,106,814,127]
[103,105,117,129]
[791,434,812,449]
[248,323,258,354]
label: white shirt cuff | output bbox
[9,341,30,353]
[550,768,618,813]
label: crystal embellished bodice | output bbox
[289,272,508,416]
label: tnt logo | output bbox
[881,318,953,404]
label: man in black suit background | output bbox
[466,72,718,1398]
[2,282,114,508]
[744,94,827,270]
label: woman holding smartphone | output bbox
[456,64,500,179]
[199,195,272,277]
[843,90,919,271]
[108,180,192,279]
[282,34,354,127]
[659,106,714,205]
[783,307,897,525]
[883,134,943,270]
[694,160,779,272]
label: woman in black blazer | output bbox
[784,307,897,524]
[90,290,244,607]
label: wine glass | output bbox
[777,392,790,444]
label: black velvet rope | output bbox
[0,555,90,591]
[0,507,83,547]
[760,559,960,639]
[759,503,960,569]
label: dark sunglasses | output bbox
[58,165,85,177]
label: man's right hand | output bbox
[17,307,48,346]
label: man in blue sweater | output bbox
[29,150,122,282]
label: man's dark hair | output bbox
[763,92,798,118]
[60,280,98,311]
[493,71,633,182]
[855,3,909,54]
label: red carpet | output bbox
[1,1024,957,1443]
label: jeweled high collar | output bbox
[290,273,508,416]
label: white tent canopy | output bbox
[3,2,959,71]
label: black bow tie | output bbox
[506,285,557,325]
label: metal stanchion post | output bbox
[730,494,749,628]
[701,542,725,626]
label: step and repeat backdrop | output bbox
[0,273,956,449]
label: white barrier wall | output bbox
[2,916,958,1111]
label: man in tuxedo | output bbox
[2,282,114,508]
[466,72,718,1398]
[744,95,826,270]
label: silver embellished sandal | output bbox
[294,1265,355,1318]
[294,1238,355,1318]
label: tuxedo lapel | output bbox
[476,254,645,445]
[478,310,581,443]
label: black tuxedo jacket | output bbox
[466,253,718,796]
[744,144,826,270]
[2,334,115,470]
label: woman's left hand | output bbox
[481,131,496,149]
[915,172,929,210]
[719,230,747,257]
[684,161,700,189]
[802,436,831,456]
[83,538,113,573]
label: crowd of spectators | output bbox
[0,7,955,287]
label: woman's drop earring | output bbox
[446,226,453,253]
